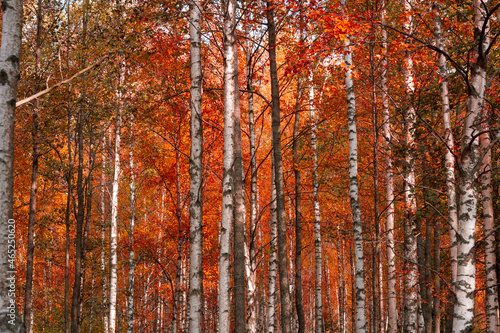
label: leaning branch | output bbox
[16,55,107,107]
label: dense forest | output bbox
[0,0,499,332]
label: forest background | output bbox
[1,0,500,332]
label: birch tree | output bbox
[433,1,458,292]
[293,74,306,333]
[309,73,323,333]
[402,1,419,331]
[245,26,258,333]
[267,162,278,333]
[222,0,247,330]
[0,0,24,331]
[188,0,204,331]
[381,6,397,332]
[266,2,292,332]
[453,1,491,331]
[108,74,123,333]
[341,1,367,331]
[481,115,499,333]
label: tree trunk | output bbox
[266,3,292,332]
[108,100,122,333]
[342,1,367,331]
[0,0,24,331]
[188,0,204,331]
[222,0,247,330]
[71,101,87,333]
[453,1,490,331]
[381,5,397,333]
[433,219,441,333]
[127,129,137,333]
[481,116,499,332]
[267,162,278,333]
[293,74,306,333]
[245,27,258,333]
[402,1,419,332]
[24,1,42,331]
[64,3,73,333]
[369,30,381,333]
[100,136,109,333]
[433,1,458,293]
[309,73,323,333]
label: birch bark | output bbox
[341,2,367,331]
[188,0,204,331]
[433,1,458,292]
[245,27,258,333]
[222,0,247,330]
[453,1,490,331]
[266,3,292,332]
[267,162,278,333]
[309,73,323,333]
[402,1,418,331]
[381,6,397,333]
[108,87,122,333]
[481,120,499,333]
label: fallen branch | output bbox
[16,55,107,107]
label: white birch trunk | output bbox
[309,73,323,333]
[108,107,122,333]
[453,1,490,331]
[0,0,24,331]
[219,0,238,329]
[381,6,397,332]
[267,164,278,333]
[341,3,367,330]
[188,0,204,332]
[223,0,246,330]
[481,121,499,333]
[245,28,258,333]
[433,2,459,290]
[266,3,293,332]
[402,1,418,331]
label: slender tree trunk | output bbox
[481,116,499,332]
[342,1,367,331]
[402,2,419,332]
[188,1,204,331]
[222,1,247,330]
[453,1,490,331]
[101,136,109,333]
[24,1,42,331]
[266,3,292,332]
[433,1,458,293]
[0,0,24,331]
[369,31,381,333]
[308,73,323,333]
[108,101,122,333]
[245,27,258,333]
[433,219,441,333]
[64,3,73,332]
[127,129,137,333]
[173,130,183,333]
[71,100,87,333]
[381,5,397,333]
[267,162,278,333]
[293,75,306,333]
